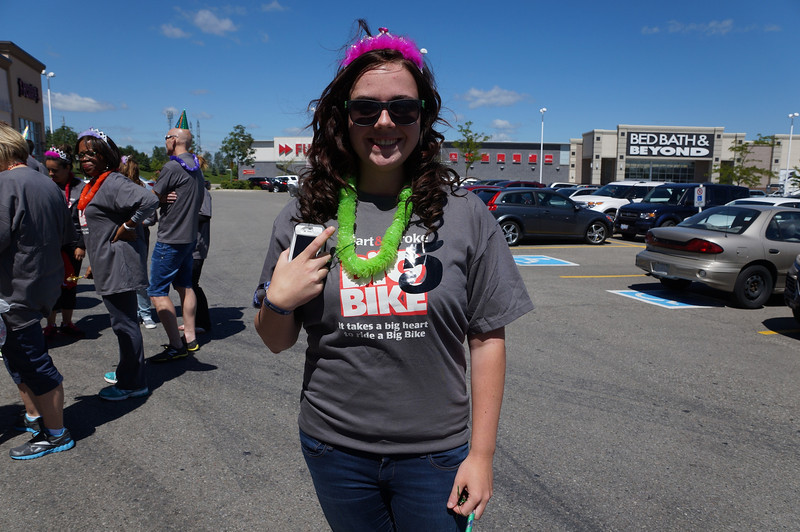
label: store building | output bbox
[0,41,46,159]
[242,124,799,190]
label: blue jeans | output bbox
[299,430,469,532]
[148,241,195,297]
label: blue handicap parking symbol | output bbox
[608,290,711,309]
[514,255,578,267]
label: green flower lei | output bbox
[337,177,413,280]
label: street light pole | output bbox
[785,112,799,196]
[539,107,547,183]
[45,71,55,135]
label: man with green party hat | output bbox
[146,110,206,363]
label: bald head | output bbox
[166,128,193,155]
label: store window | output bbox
[18,118,41,158]
[624,160,695,183]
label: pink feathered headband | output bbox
[45,146,71,163]
[342,27,425,72]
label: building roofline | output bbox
[0,41,45,72]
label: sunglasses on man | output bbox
[345,99,424,127]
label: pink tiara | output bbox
[45,147,71,162]
[342,27,425,72]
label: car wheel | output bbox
[660,278,691,290]
[604,209,617,217]
[584,221,608,245]
[732,265,773,309]
[621,232,637,241]
[500,221,521,246]
[659,220,676,227]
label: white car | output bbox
[576,180,665,216]
[727,197,800,209]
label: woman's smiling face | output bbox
[348,62,420,190]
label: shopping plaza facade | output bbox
[2,41,797,187]
[0,42,46,159]
[245,126,799,191]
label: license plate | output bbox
[653,262,669,275]
[620,224,629,230]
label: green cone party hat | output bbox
[175,110,189,129]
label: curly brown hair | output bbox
[297,25,459,234]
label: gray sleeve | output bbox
[465,198,534,334]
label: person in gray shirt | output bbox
[148,122,205,363]
[254,22,533,530]
[0,121,75,460]
[75,128,157,401]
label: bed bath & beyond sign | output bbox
[626,132,713,158]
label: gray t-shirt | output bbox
[153,153,205,244]
[80,172,158,296]
[260,188,533,454]
[194,187,212,260]
[0,166,72,330]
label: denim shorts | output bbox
[148,241,195,297]
[2,321,63,395]
[299,429,470,531]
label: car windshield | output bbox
[474,189,500,204]
[592,184,631,198]
[643,186,689,204]
[678,206,759,234]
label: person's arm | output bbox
[254,226,335,353]
[447,327,506,521]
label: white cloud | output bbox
[161,24,190,39]
[461,86,526,109]
[163,106,179,117]
[48,92,114,112]
[641,26,660,35]
[193,10,237,36]
[195,111,213,120]
[490,133,513,142]
[262,1,287,11]
[491,119,515,130]
[191,89,209,95]
[667,19,734,36]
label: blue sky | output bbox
[5,0,799,155]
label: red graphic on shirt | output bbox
[339,248,429,317]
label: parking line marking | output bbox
[561,274,646,279]
[758,329,800,335]
[609,289,712,309]
[514,256,578,266]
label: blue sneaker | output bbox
[103,372,117,384]
[10,429,74,460]
[98,385,150,401]
[13,412,42,434]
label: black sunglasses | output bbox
[345,99,425,126]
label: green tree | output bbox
[44,125,78,150]
[276,157,297,175]
[714,134,775,188]
[119,145,152,172]
[150,146,168,172]
[452,121,490,179]
[220,124,255,178]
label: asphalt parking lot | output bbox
[2,189,799,531]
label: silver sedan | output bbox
[635,205,800,308]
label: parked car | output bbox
[268,175,299,192]
[635,205,800,308]
[783,254,800,322]
[495,180,546,188]
[484,188,612,246]
[576,180,664,216]
[551,187,599,199]
[464,185,501,193]
[247,177,274,191]
[472,178,506,186]
[616,183,749,239]
[727,197,800,208]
